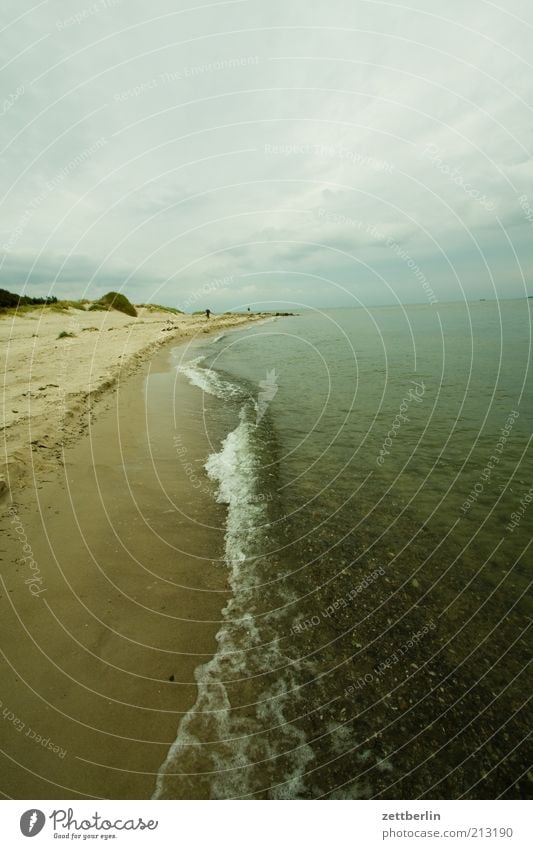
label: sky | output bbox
[1,0,532,311]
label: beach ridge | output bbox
[1,307,264,501]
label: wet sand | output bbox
[0,306,265,498]
[0,326,246,799]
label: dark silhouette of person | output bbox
[205,308,211,319]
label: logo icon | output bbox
[20,810,46,837]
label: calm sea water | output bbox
[155,299,532,799]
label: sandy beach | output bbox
[1,306,264,497]
[0,306,262,798]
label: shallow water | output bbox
[154,300,532,799]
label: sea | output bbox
[153,299,532,800]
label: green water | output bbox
[157,299,531,799]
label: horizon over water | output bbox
[195,294,531,315]
[154,298,531,800]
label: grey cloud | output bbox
[0,0,531,309]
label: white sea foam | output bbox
[153,367,315,800]
[176,357,244,400]
[153,593,315,799]
[205,410,267,571]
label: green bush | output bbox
[95,291,137,317]
[57,331,76,339]
[0,288,59,311]
[0,289,91,315]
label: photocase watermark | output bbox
[376,380,426,466]
[422,143,496,212]
[518,194,533,228]
[113,56,260,101]
[7,506,46,596]
[266,143,393,173]
[379,232,438,305]
[317,209,438,305]
[318,209,363,229]
[173,433,212,495]
[2,138,107,253]
[461,410,519,513]
[290,565,385,635]
[506,483,533,533]
[0,84,25,118]
[21,807,159,837]
[177,274,234,313]
[256,369,279,425]
[56,0,122,30]
[173,432,272,503]
[0,699,66,758]
[344,620,436,696]
[175,432,272,506]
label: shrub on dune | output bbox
[90,291,137,317]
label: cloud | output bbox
[0,0,532,308]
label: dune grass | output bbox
[0,299,89,316]
[90,291,137,317]
[137,303,183,315]
[0,288,191,319]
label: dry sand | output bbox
[1,306,263,496]
[0,306,262,798]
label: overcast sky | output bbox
[1,0,532,310]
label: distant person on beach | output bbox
[205,308,211,319]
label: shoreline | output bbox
[0,309,263,798]
[0,307,267,500]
